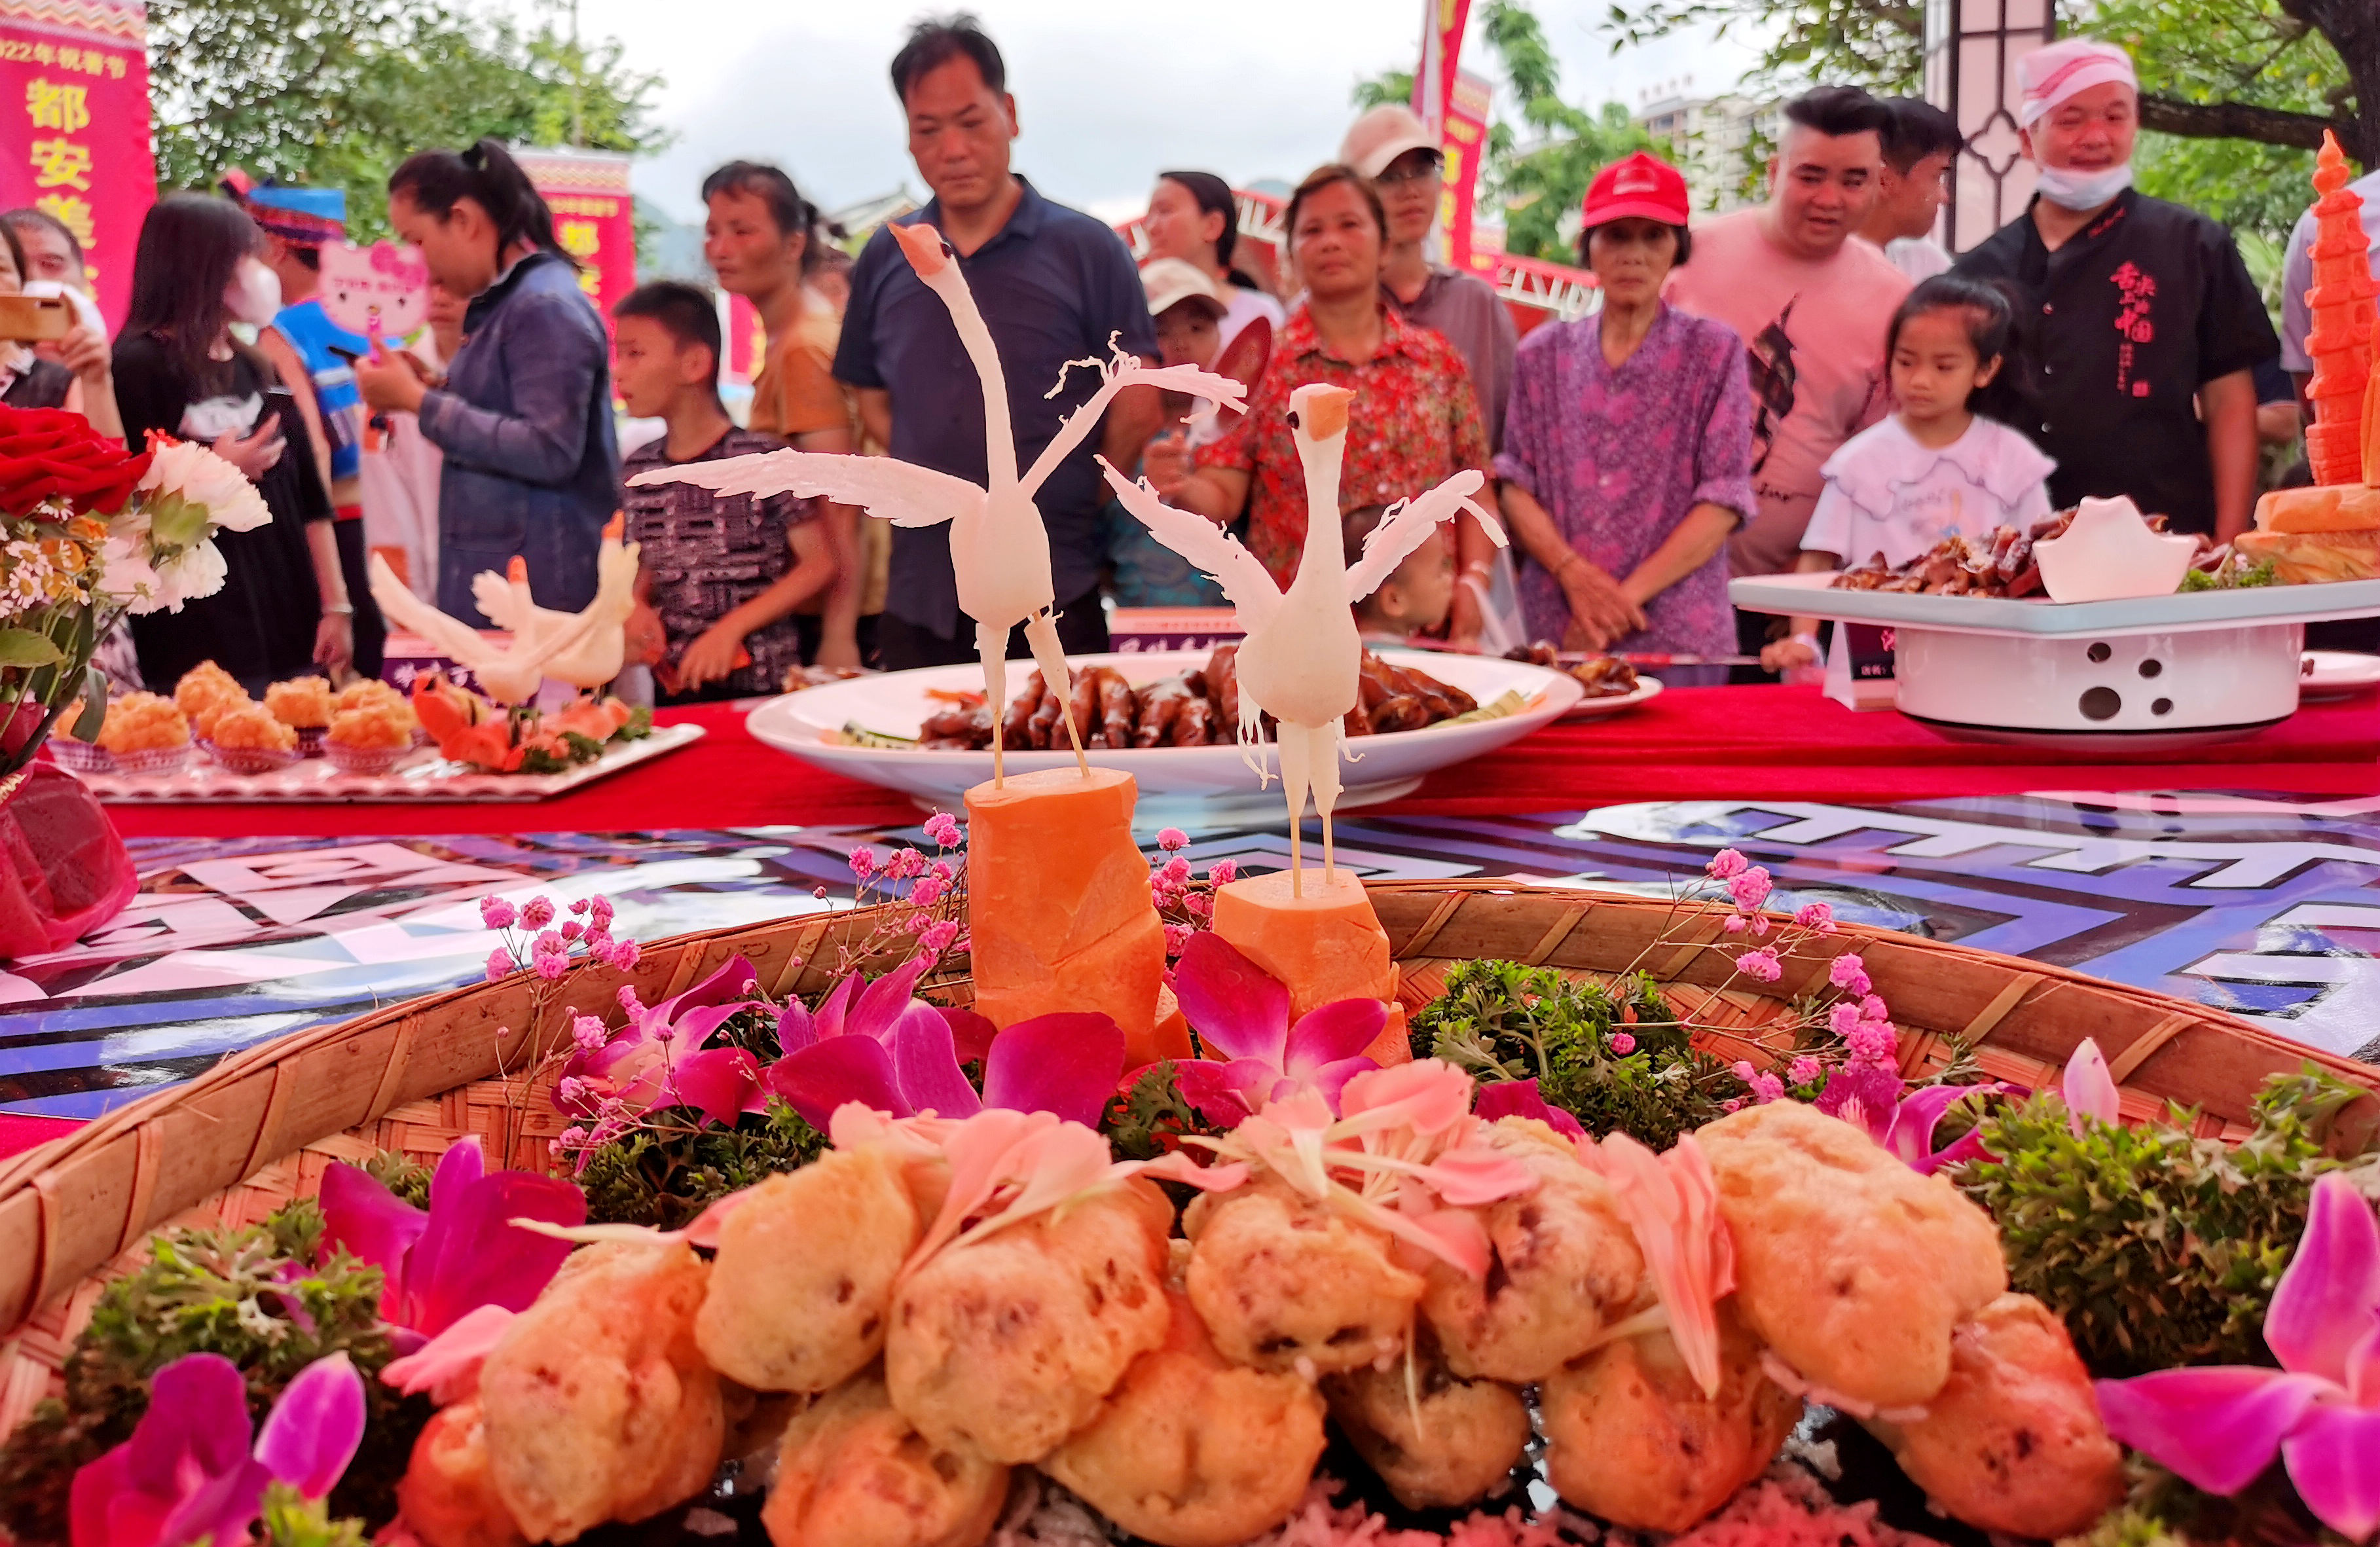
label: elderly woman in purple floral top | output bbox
[1496,153,1753,664]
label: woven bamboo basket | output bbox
[5,879,2375,1446]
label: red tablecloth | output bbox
[96,686,2380,841]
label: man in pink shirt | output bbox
[1667,87,1913,661]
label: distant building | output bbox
[1633,84,1780,215]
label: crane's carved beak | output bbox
[506,556,529,584]
[891,221,952,278]
[602,511,623,541]
[1294,385,1353,441]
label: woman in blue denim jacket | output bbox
[356,139,619,623]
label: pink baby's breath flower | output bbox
[919,919,961,953]
[532,930,566,959]
[1749,915,1770,937]
[1207,859,1237,886]
[1727,867,1773,910]
[570,1014,608,1051]
[556,1123,589,1148]
[558,1076,590,1106]
[1795,901,1835,930]
[559,920,583,942]
[1789,1055,1824,1086]
[1733,1060,1759,1082]
[1829,953,1872,996]
[1723,914,1748,934]
[812,884,830,900]
[479,896,517,930]
[1708,848,1748,880]
[1861,993,1890,1021]
[848,846,878,879]
[1734,947,1783,983]
[1847,1022,1897,1063]
[1157,827,1189,852]
[1184,892,1211,919]
[484,948,512,983]
[1829,1002,1862,1037]
[1751,1072,1786,1103]
[1610,1032,1638,1055]
[1723,1097,1745,1113]
[568,897,589,915]
[608,938,640,971]
[923,812,962,847]
[589,896,613,928]
[533,952,568,982]
[1163,922,1192,955]
[583,928,611,957]
[926,860,953,882]
[1160,855,1191,884]
[617,984,645,1015]
[911,876,946,909]
[888,847,928,880]
[520,897,555,930]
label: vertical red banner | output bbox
[1440,68,1495,278]
[511,147,636,338]
[0,0,155,330]
[1412,0,1473,140]
[723,289,764,390]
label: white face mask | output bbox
[2034,160,2133,212]
[225,257,283,326]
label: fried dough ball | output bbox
[265,675,333,727]
[1539,1301,1803,1535]
[698,1144,921,1392]
[1421,1119,1642,1382]
[208,702,298,752]
[1182,1178,1425,1376]
[1043,1287,1328,1547]
[1698,1099,2005,1409]
[328,701,414,750]
[174,661,242,719]
[887,1180,1173,1464]
[396,1400,526,1547]
[1863,1292,2125,1538]
[1323,1325,1531,1511]
[761,1374,1009,1547]
[94,693,191,753]
[337,676,414,718]
[479,1241,725,1543]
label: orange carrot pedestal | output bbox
[965,767,1171,1063]
[1211,867,1410,1066]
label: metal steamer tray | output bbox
[1730,574,2380,744]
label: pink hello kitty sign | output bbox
[319,241,430,341]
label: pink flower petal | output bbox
[405,1169,586,1336]
[1880,1082,2007,1173]
[940,1006,1000,1065]
[1169,933,1290,1065]
[1172,1057,1277,1128]
[888,1003,985,1119]
[1581,1133,1733,1397]
[380,1305,514,1405]
[849,955,931,1042]
[1417,1143,1541,1207]
[766,1034,908,1128]
[1338,1060,1474,1137]
[981,1012,1127,1127]
[2265,1172,2380,1387]
[318,1161,427,1322]
[1474,1078,1586,1139]
[1283,998,1387,1077]
[1304,1055,1380,1118]
[777,998,817,1053]
[661,1046,765,1129]
[253,1353,365,1499]
[2281,1399,2380,1540]
[72,1353,272,1547]
[811,972,860,1040]
[2093,1366,2328,1495]
[2062,1036,2121,1131]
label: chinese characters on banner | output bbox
[509,146,637,338]
[1440,69,1496,278]
[0,0,156,329]
[1411,0,1473,145]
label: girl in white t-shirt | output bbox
[1763,275,2056,671]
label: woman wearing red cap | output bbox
[1495,152,1754,673]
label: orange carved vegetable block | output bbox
[2303,131,2379,486]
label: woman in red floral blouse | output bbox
[1147,164,1492,587]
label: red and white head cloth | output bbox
[2017,39,2138,130]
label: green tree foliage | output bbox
[147,0,667,242]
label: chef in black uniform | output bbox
[1956,39,2277,543]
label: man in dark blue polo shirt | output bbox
[835,15,1162,670]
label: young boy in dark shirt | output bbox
[615,281,837,700]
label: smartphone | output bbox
[0,293,70,343]
[325,343,364,366]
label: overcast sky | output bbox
[516,0,1764,227]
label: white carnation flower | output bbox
[96,534,166,614]
[140,439,272,534]
[153,539,229,610]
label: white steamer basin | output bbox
[1730,573,2380,746]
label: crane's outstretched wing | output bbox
[1343,469,1508,605]
[470,569,532,632]
[1096,456,1281,629]
[369,553,496,668]
[630,450,981,529]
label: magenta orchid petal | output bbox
[888,1003,985,1119]
[1283,998,1388,1077]
[1169,934,1291,1064]
[1173,1057,1276,1128]
[811,973,861,1040]
[673,999,762,1050]
[1305,1055,1382,1118]
[766,1034,909,1128]
[2280,1400,2380,1540]
[980,1012,1127,1127]
[318,1161,427,1320]
[71,1353,272,1547]
[2062,1036,2121,1131]
[428,1133,486,1209]
[849,956,931,1042]
[2093,1366,2328,1495]
[253,1353,365,1499]
[405,1170,586,1336]
[665,955,761,1020]
[2264,1172,2380,1387]
[940,1006,1000,1065]
[1474,1078,1586,1139]
[777,998,818,1054]
[1880,1082,2007,1172]
[1912,1125,1997,1176]
[661,1046,765,1129]
[380,1304,514,1405]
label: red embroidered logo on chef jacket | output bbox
[2111,262,2157,395]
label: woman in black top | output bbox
[111,195,356,693]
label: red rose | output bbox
[0,404,151,517]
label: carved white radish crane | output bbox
[631,221,1245,785]
[1100,382,1504,892]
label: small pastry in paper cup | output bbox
[203,702,302,774]
[46,734,115,774]
[266,676,335,755]
[325,701,417,775]
[83,693,192,775]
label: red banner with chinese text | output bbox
[1440,67,1495,278]
[1412,0,1473,141]
[0,0,155,329]
[511,147,636,340]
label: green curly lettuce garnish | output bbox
[577,1097,828,1229]
[1409,959,1743,1150]
[1962,1064,2379,1378]
[1101,1061,1218,1163]
[259,1482,373,1547]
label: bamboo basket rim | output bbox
[3,877,2372,1359]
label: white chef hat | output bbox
[2017,39,2138,130]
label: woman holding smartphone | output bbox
[111,194,354,692]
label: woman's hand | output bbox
[676,619,750,691]
[811,632,863,671]
[54,323,111,388]
[623,602,668,668]
[313,611,355,680]
[1760,633,1822,673]
[354,348,430,415]
[1142,430,1195,498]
[1557,553,1645,649]
[213,420,286,481]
